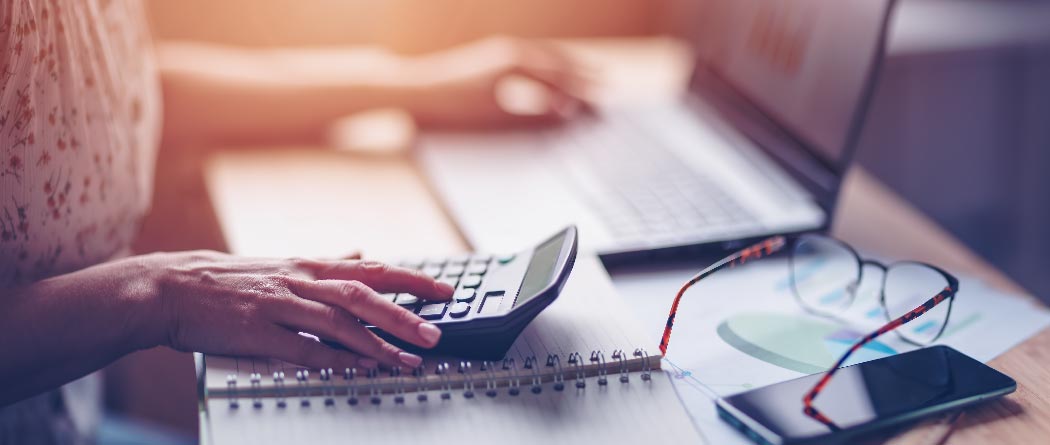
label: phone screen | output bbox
[721,346,1014,442]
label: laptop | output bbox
[416,0,895,263]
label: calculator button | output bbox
[398,260,424,269]
[395,294,419,306]
[424,258,447,268]
[438,277,459,289]
[470,254,492,264]
[418,303,448,320]
[422,266,443,278]
[453,289,476,303]
[478,291,505,315]
[380,293,397,302]
[465,262,487,275]
[459,275,482,289]
[497,254,516,265]
[448,303,471,319]
[443,264,465,277]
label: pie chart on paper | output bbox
[716,312,897,374]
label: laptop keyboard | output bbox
[560,118,759,244]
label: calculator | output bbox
[371,226,578,359]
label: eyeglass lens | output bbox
[790,236,860,316]
[790,235,950,345]
[883,262,951,345]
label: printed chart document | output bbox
[613,256,1050,445]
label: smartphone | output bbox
[716,345,1015,445]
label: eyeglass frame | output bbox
[657,234,959,430]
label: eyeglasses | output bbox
[659,234,958,429]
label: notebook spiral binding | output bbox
[220,348,655,410]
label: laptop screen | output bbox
[689,0,892,171]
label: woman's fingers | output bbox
[272,296,421,368]
[284,278,441,354]
[511,66,590,106]
[257,326,373,371]
[513,41,594,106]
[502,66,593,124]
[300,260,453,302]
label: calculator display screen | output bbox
[515,233,566,305]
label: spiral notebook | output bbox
[200,257,701,444]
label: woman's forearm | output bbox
[157,42,418,147]
[1,250,455,407]
[0,258,163,405]
[156,37,592,146]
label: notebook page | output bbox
[205,256,660,394]
[204,372,700,445]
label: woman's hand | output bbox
[402,36,593,128]
[157,36,591,147]
[142,251,454,370]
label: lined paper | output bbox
[205,373,699,445]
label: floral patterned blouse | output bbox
[0,0,161,288]
[1,1,160,443]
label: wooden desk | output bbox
[198,38,1049,444]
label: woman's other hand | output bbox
[403,36,593,128]
[140,251,453,370]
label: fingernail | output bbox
[418,322,442,346]
[435,281,455,296]
[359,357,379,369]
[399,351,423,368]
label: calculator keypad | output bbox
[396,254,499,322]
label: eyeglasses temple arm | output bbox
[802,286,957,421]
[659,236,787,356]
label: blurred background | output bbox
[146,0,1050,304]
[120,0,1050,440]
